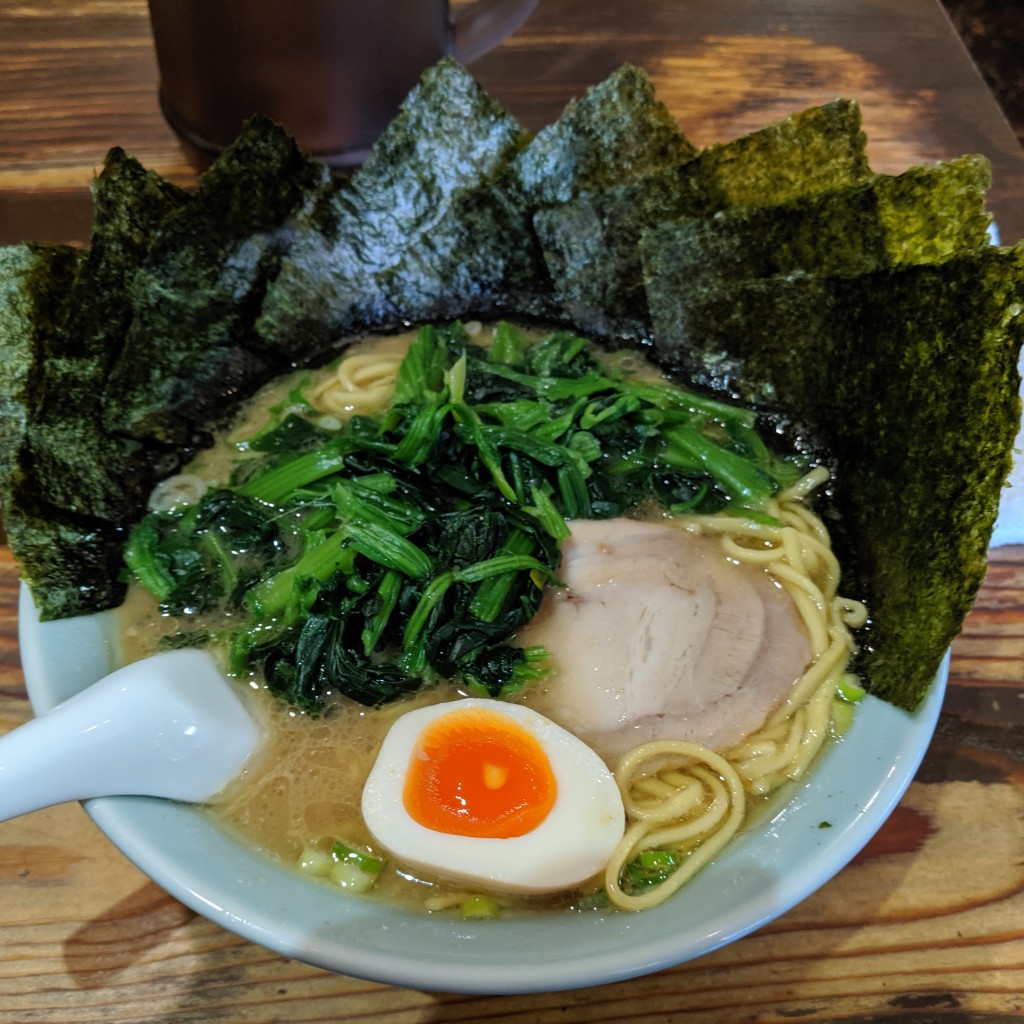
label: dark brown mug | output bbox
[147,0,537,168]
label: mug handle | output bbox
[451,0,538,64]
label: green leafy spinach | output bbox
[123,321,807,712]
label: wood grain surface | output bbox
[0,1,1022,1021]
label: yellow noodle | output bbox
[780,465,831,501]
[605,751,746,912]
[720,543,774,567]
[772,635,847,715]
[627,777,708,823]
[840,597,870,629]
[733,706,807,780]
[781,524,805,571]
[641,768,732,845]
[605,470,860,911]
[309,349,405,416]
[771,568,830,654]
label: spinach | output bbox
[124,321,807,712]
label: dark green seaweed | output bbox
[0,244,83,483]
[256,62,700,352]
[3,487,128,619]
[435,64,699,323]
[0,242,130,619]
[513,63,697,206]
[639,153,992,334]
[102,116,331,447]
[534,99,873,338]
[255,59,531,354]
[26,149,189,520]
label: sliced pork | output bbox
[519,517,813,761]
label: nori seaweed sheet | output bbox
[692,99,872,207]
[534,99,872,338]
[3,488,128,619]
[513,63,697,206]
[0,244,83,484]
[515,64,700,337]
[639,154,992,322]
[0,60,1020,708]
[103,116,331,447]
[255,59,533,354]
[445,63,699,323]
[645,246,1024,707]
[256,62,700,353]
[0,242,127,618]
[25,149,189,520]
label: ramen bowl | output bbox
[17,585,945,995]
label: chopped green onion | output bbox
[460,894,502,919]
[296,844,334,877]
[836,673,867,703]
[331,840,385,876]
[831,698,857,736]
[623,849,681,893]
[328,861,378,893]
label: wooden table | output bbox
[1,1,1022,1020]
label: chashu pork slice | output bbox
[520,517,813,761]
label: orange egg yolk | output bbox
[403,707,557,839]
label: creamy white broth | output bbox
[116,322,848,915]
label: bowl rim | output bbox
[17,584,947,995]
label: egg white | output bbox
[361,697,626,895]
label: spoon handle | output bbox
[0,650,261,822]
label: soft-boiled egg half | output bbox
[361,698,625,895]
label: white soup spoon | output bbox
[0,649,262,821]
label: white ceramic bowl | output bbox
[17,586,946,994]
